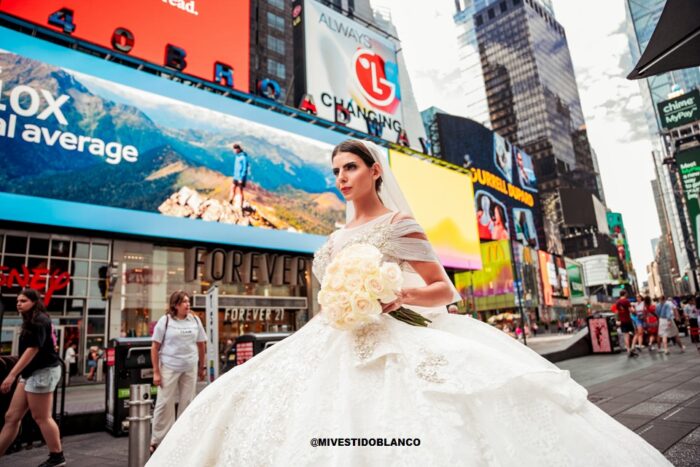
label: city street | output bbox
[2,338,699,467]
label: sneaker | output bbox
[38,452,66,467]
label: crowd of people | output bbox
[614,290,699,357]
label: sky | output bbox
[370,0,660,282]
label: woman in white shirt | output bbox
[150,291,206,453]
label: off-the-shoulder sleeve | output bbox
[384,218,440,263]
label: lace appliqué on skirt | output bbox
[352,322,385,363]
[415,348,448,384]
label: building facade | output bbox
[625,0,700,290]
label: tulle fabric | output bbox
[147,215,670,467]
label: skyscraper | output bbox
[453,0,605,257]
[453,0,556,129]
[625,0,700,289]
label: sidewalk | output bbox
[3,338,699,466]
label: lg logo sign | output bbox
[353,50,399,111]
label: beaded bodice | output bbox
[312,212,439,283]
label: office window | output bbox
[267,11,285,32]
[267,58,286,79]
[268,0,285,10]
[267,35,285,55]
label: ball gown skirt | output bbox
[146,311,670,466]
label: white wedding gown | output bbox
[148,213,670,466]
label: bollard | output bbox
[127,383,153,467]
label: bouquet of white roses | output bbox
[318,243,431,331]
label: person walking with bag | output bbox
[150,291,207,453]
[0,288,65,467]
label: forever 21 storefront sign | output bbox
[185,247,310,286]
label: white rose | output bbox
[351,291,382,317]
[380,262,403,290]
[345,273,363,291]
[329,272,346,290]
[364,274,385,298]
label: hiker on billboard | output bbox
[229,143,249,209]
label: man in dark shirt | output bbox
[615,290,638,357]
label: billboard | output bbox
[389,151,481,270]
[538,251,570,306]
[566,259,585,302]
[513,242,540,308]
[436,115,543,248]
[0,27,347,253]
[677,147,700,260]
[0,0,250,91]
[293,0,405,144]
[454,240,514,312]
[657,89,700,130]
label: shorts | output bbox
[233,179,247,188]
[620,322,634,334]
[20,365,62,394]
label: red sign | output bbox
[0,0,250,91]
[0,265,71,305]
[106,347,115,366]
[236,341,254,366]
[353,50,399,113]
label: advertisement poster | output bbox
[435,116,544,247]
[677,147,700,261]
[657,89,700,130]
[0,0,250,90]
[589,317,612,353]
[454,240,514,312]
[390,151,481,270]
[0,28,346,253]
[566,259,585,301]
[538,251,570,306]
[295,0,404,142]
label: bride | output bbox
[148,140,669,466]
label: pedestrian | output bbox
[692,296,700,351]
[228,143,249,208]
[0,288,65,467]
[615,290,638,357]
[86,346,99,381]
[64,341,78,380]
[150,291,207,453]
[658,295,685,355]
[632,294,646,351]
[643,296,659,351]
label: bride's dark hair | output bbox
[331,140,383,192]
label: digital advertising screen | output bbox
[676,147,700,262]
[436,115,543,248]
[454,240,515,312]
[566,258,586,302]
[0,27,347,254]
[389,150,481,270]
[0,0,250,90]
[294,0,405,144]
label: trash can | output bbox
[587,313,621,354]
[105,337,156,436]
